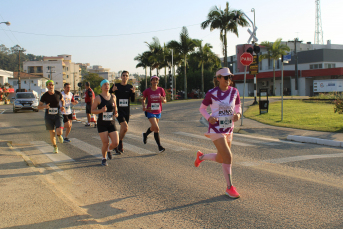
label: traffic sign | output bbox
[240,52,253,66]
[247,27,258,43]
[249,55,259,75]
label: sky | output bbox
[0,0,341,75]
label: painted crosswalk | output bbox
[31,141,74,163]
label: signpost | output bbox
[281,54,291,121]
[249,55,259,75]
[240,52,253,126]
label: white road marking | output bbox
[237,133,302,145]
[174,131,254,147]
[0,109,6,114]
[125,133,188,151]
[69,138,103,159]
[31,141,74,163]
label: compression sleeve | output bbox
[199,103,211,121]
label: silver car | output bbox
[13,92,39,113]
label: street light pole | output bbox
[251,8,258,105]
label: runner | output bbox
[91,79,119,166]
[37,80,66,154]
[195,67,242,198]
[61,83,78,143]
[142,75,166,153]
[110,70,135,154]
[84,82,95,127]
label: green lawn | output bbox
[244,100,343,132]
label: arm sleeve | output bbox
[71,96,75,102]
[40,93,45,103]
[199,103,211,121]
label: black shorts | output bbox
[86,103,92,114]
[97,123,117,133]
[45,113,64,130]
[117,114,130,124]
[63,114,73,123]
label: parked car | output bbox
[74,94,81,101]
[12,92,39,113]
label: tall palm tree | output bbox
[192,40,220,97]
[145,37,164,76]
[134,51,150,89]
[167,26,196,99]
[201,2,248,67]
[259,38,290,95]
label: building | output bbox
[0,69,13,86]
[87,65,117,82]
[9,72,49,96]
[225,40,343,96]
[22,54,81,92]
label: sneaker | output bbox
[94,123,97,128]
[113,147,122,155]
[194,150,204,167]
[53,146,58,154]
[85,123,90,127]
[225,186,240,199]
[64,138,70,143]
[142,133,147,144]
[158,146,165,153]
[57,135,64,143]
[118,141,124,153]
[101,159,108,166]
[107,151,112,160]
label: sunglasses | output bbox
[48,84,54,86]
[220,75,231,80]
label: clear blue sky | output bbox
[0,0,340,75]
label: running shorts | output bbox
[117,114,130,124]
[145,111,161,119]
[97,123,117,133]
[45,113,64,130]
[63,114,73,123]
[86,103,92,114]
[204,133,233,142]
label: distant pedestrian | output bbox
[109,70,135,154]
[84,82,95,127]
[37,80,66,153]
[61,83,78,142]
[91,79,119,166]
[195,67,242,198]
[142,75,166,153]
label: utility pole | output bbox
[18,50,21,90]
[294,38,298,95]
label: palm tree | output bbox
[134,51,150,90]
[201,2,248,67]
[259,38,290,96]
[192,40,220,97]
[145,37,164,76]
[167,26,196,99]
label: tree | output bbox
[259,38,290,95]
[134,52,149,90]
[167,27,197,98]
[201,2,248,67]
[145,37,164,76]
[81,72,103,95]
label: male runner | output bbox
[85,82,95,127]
[38,80,66,153]
[61,83,78,142]
[109,70,135,154]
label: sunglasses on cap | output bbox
[214,75,231,80]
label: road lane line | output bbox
[31,141,74,163]
[68,138,103,159]
[237,133,302,145]
[174,131,254,147]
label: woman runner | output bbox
[91,79,119,166]
[195,67,242,198]
[142,75,166,153]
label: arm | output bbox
[112,94,118,117]
[142,96,147,111]
[130,86,136,102]
[60,97,65,112]
[71,95,78,105]
[160,88,166,103]
[91,96,106,114]
[233,90,242,122]
[38,101,49,110]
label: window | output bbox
[310,64,323,69]
[325,63,336,68]
[34,84,37,86]
[67,75,69,78]
[67,67,68,71]
[13,81,17,86]
[29,67,34,73]
[37,66,42,73]
[24,81,26,84]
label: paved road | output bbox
[0,100,342,228]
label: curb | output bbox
[287,135,343,148]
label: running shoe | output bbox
[142,133,147,144]
[53,146,58,154]
[101,159,108,166]
[64,138,70,143]
[94,124,97,128]
[107,151,112,160]
[57,135,64,143]
[85,123,90,127]
[225,186,240,199]
[194,150,204,167]
[158,146,165,153]
[113,147,122,155]
[118,141,124,153]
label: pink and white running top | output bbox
[143,87,166,114]
[60,91,75,115]
[200,86,241,134]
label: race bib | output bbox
[103,112,113,121]
[119,99,128,107]
[151,103,160,110]
[219,116,233,128]
[48,108,58,115]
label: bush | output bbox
[313,92,343,100]
[334,99,343,114]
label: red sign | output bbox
[240,52,253,66]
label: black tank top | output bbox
[97,94,115,125]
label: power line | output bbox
[0,23,201,38]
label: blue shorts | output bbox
[145,111,161,119]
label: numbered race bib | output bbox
[119,99,128,107]
[103,112,113,121]
[151,103,160,110]
[48,108,58,115]
[219,116,233,129]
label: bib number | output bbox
[103,112,113,121]
[151,103,160,110]
[219,116,233,128]
[48,108,58,115]
[119,99,128,107]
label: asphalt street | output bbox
[0,100,342,228]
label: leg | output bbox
[87,113,91,124]
[108,131,119,151]
[119,121,128,141]
[99,131,109,159]
[64,120,72,138]
[49,130,56,146]
[148,117,159,133]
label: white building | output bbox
[88,65,117,82]
[0,69,13,86]
[23,54,81,92]
[9,72,49,96]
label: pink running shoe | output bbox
[225,186,240,198]
[194,150,204,167]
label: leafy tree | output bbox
[145,37,164,76]
[167,27,197,98]
[259,38,290,95]
[134,51,149,90]
[81,72,103,95]
[201,2,248,67]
